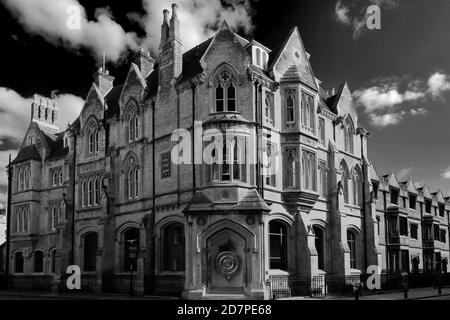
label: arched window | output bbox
[44,108,48,120]
[286,92,295,123]
[23,167,29,190]
[318,117,325,144]
[34,250,44,273]
[83,232,98,272]
[15,252,24,273]
[227,84,236,111]
[232,137,241,181]
[344,118,354,154]
[255,47,261,66]
[214,68,238,112]
[18,169,24,191]
[81,180,87,207]
[319,162,328,198]
[313,226,325,270]
[269,220,288,270]
[352,167,363,207]
[262,52,268,69]
[50,249,57,273]
[301,93,315,133]
[16,209,22,233]
[347,230,357,269]
[58,170,63,185]
[87,178,93,206]
[215,84,224,112]
[123,228,140,271]
[340,161,350,204]
[221,141,231,181]
[126,157,139,200]
[51,205,59,231]
[285,149,296,188]
[162,223,185,272]
[94,177,100,205]
[53,170,58,186]
[302,150,316,191]
[87,120,99,155]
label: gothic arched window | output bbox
[269,220,288,270]
[301,93,315,133]
[344,118,355,154]
[214,67,238,112]
[126,156,139,200]
[81,180,87,207]
[83,232,98,272]
[15,252,24,273]
[352,167,363,207]
[126,103,140,143]
[286,92,295,123]
[285,148,297,188]
[34,250,44,273]
[313,226,325,270]
[123,228,140,271]
[87,120,99,155]
[302,150,317,191]
[347,230,357,269]
[340,161,350,204]
[162,223,185,272]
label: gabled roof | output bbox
[105,84,124,118]
[11,145,41,165]
[178,37,213,85]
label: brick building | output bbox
[5,4,449,299]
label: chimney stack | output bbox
[169,3,181,41]
[94,67,114,96]
[329,87,336,96]
[160,9,170,46]
[133,48,155,78]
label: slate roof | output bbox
[11,145,41,165]
[105,84,124,118]
[178,37,213,84]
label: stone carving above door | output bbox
[215,239,240,281]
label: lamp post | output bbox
[127,239,137,296]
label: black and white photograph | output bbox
[0,0,449,315]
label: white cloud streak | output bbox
[4,0,257,62]
[354,73,450,128]
[334,0,399,39]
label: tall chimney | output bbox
[160,9,170,47]
[169,3,181,41]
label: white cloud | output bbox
[441,167,450,180]
[354,73,448,128]
[3,0,140,62]
[134,0,255,53]
[0,87,84,145]
[427,72,450,97]
[4,0,257,62]
[334,0,399,39]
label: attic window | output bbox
[409,194,417,210]
[295,51,300,59]
[390,187,399,205]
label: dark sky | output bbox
[1,0,450,198]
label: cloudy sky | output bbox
[1,0,450,202]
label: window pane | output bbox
[124,228,139,271]
[216,85,224,112]
[83,232,98,272]
[34,251,44,273]
[269,221,288,270]
[227,85,236,111]
[162,224,185,272]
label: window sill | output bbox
[209,111,241,116]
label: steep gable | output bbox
[333,83,358,124]
[270,27,317,91]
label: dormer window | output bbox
[253,46,268,69]
[425,199,432,214]
[409,194,417,210]
[390,187,399,205]
[214,68,237,112]
[255,47,261,66]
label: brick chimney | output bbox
[133,48,155,78]
[94,67,114,96]
[159,3,183,84]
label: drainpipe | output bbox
[5,154,12,285]
[71,134,77,265]
[383,191,389,275]
[150,101,156,285]
[254,81,260,193]
[258,84,264,199]
[191,83,196,190]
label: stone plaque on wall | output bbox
[161,152,171,179]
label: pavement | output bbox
[280,287,450,300]
[0,289,179,300]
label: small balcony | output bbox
[282,190,320,213]
[388,233,410,247]
[386,206,409,216]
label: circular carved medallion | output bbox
[215,251,240,281]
